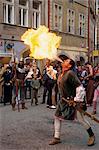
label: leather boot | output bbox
[87,135,95,146]
[49,138,61,145]
[22,103,28,109]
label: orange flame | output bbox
[21,25,62,60]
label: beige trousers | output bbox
[54,110,90,138]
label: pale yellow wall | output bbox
[50,0,88,61]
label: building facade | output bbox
[0,0,46,66]
[48,0,96,64]
[94,0,99,65]
[0,0,97,66]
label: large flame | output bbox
[21,25,62,60]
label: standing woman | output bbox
[85,62,94,106]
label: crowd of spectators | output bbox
[0,58,99,115]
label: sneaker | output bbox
[49,138,61,145]
[87,135,95,146]
[49,105,56,109]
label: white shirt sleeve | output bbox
[74,85,86,102]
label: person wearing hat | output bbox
[49,57,95,146]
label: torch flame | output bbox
[21,25,62,60]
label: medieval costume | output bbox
[49,58,95,146]
[16,60,27,109]
[55,69,81,120]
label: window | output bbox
[32,1,39,9]
[67,9,75,34]
[19,0,28,26]
[79,14,85,36]
[53,4,62,31]
[19,0,28,6]
[32,1,41,28]
[3,0,14,24]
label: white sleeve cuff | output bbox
[74,85,86,102]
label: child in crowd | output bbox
[31,74,40,105]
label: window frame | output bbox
[67,8,75,34]
[79,13,85,37]
[31,0,41,29]
[18,0,29,27]
[3,0,14,24]
[53,3,63,31]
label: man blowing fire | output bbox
[49,57,95,146]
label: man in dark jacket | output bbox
[2,66,13,105]
[41,59,51,104]
[49,58,95,146]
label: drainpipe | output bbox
[48,0,50,30]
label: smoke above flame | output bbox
[21,25,62,60]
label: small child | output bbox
[31,74,40,105]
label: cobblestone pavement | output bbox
[0,90,99,150]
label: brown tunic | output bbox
[55,70,81,120]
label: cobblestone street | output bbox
[0,94,99,150]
